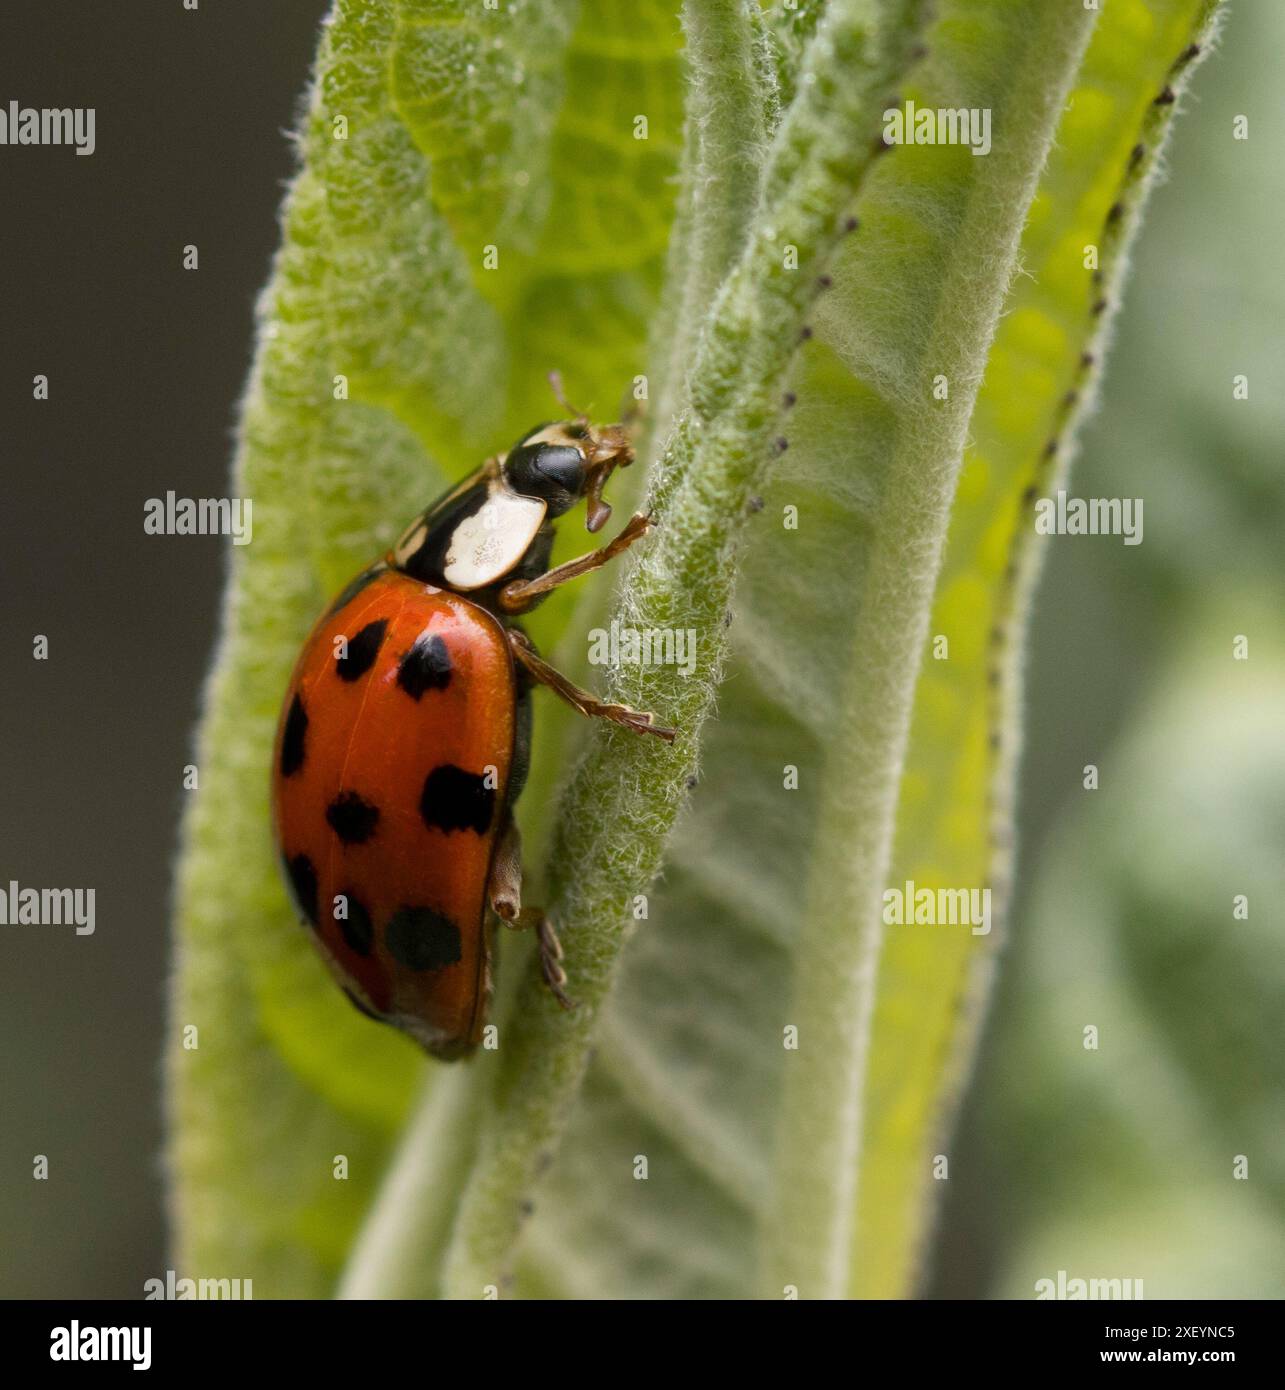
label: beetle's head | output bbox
[501,418,635,533]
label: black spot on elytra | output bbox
[336,892,374,956]
[336,619,388,681]
[385,906,463,971]
[280,693,308,777]
[397,630,453,699]
[285,853,318,926]
[420,764,495,835]
[326,790,380,845]
[326,564,384,618]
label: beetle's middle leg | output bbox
[487,814,574,1010]
[505,629,676,742]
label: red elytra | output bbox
[274,571,517,1056]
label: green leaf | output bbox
[168,0,683,1296]
[853,0,1223,1297]
[171,0,1226,1300]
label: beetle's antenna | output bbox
[548,370,589,426]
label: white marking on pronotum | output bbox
[443,487,546,589]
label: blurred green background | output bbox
[0,1,1279,1297]
[931,0,1285,1298]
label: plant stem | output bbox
[650,0,770,449]
[335,1066,479,1299]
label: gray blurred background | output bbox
[0,0,329,1298]
[1,2,1280,1298]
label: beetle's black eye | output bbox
[503,439,587,516]
[534,445,586,494]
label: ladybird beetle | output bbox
[271,388,674,1059]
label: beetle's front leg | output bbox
[497,512,654,614]
[486,814,574,1009]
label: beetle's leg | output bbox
[505,628,676,742]
[486,814,575,1010]
[487,813,525,923]
[532,916,572,1010]
[497,512,653,614]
